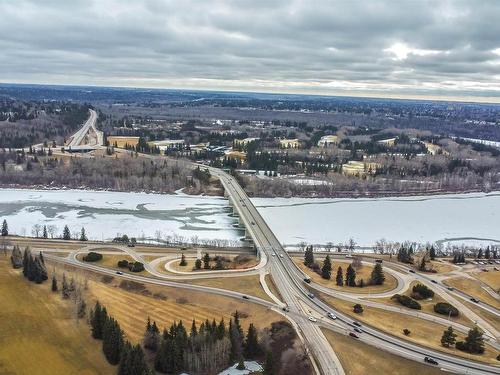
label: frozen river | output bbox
[0,188,499,247]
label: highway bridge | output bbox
[206,166,500,375]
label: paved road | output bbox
[66,109,102,148]
[204,166,500,375]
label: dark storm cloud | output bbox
[0,0,499,101]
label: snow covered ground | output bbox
[1,188,499,248]
[252,192,500,247]
[0,188,242,244]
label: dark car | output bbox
[431,280,437,284]
[282,306,290,312]
[408,269,415,273]
[447,287,454,291]
[242,295,249,300]
[308,293,315,299]
[349,332,359,339]
[352,321,361,327]
[470,297,480,303]
[116,271,123,275]
[354,327,362,333]
[424,357,438,365]
[304,278,311,284]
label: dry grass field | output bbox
[184,274,273,302]
[46,259,282,345]
[373,281,474,326]
[169,254,258,272]
[473,270,500,292]
[318,292,500,364]
[0,257,112,375]
[322,329,445,375]
[443,277,500,309]
[293,257,398,294]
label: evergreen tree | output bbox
[441,326,457,348]
[10,245,23,268]
[458,327,485,354]
[79,227,88,241]
[62,225,71,240]
[429,246,436,260]
[216,318,226,340]
[90,301,107,339]
[22,247,31,278]
[119,343,151,375]
[304,245,314,267]
[244,323,260,358]
[143,317,160,352]
[1,219,8,236]
[42,225,48,239]
[203,253,211,269]
[263,350,274,375]
[190,319,197,338]
[370,263,385,285]
[51,274,58,292]
[345,264,356,287]
[335,266,343,286]
[179,253,187,266]
[419,256,427,271]
[195,258,202,270]
[321,255,332,280]
[102,317,124,365]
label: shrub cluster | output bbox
[83,252,103,262]
[392,294,421,310]
[434,302,459,317]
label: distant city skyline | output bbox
[1,0,499,103]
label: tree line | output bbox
[88,303,272,375]
[304,247,385,287]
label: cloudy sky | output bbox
[1,0,499,102]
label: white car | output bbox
[279,254,284,258]
[327,312,337,320]
[272,253,276,256]
[308,316,317,322]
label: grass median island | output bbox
[373,281,474,326]
[0,257,112,375]
[171,254,258,272]
[77,253,148,275]
[321,329,444,375]
[293,257,398,294]
[443,277,500,309]
[317,291,500,365]
[184,274,274,302]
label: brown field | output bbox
[318,292,500,364]
[322,329,444,375]
[265,273,283,303]
[48,259,281,344]
[76,253,148,276]
[293,257,398,294]
[473,270,500,292]
[373,281,474,326]
[443,277,500,309]
[169,254,258,272]
[184,275,273,302]
[0,257,112,375]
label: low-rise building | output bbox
[317,135,339,147]
[377,137,397,147]
[342,160,381,177]
[224,150,247,161]
[149,139,185,153]
[234,137,260,146]
[279,138,300,149]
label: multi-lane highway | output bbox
[65,109,102,149]
[34,111,500,374]
[206,166,500,375]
